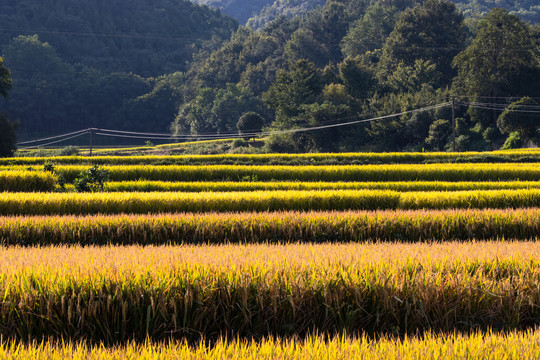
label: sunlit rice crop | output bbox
[0,189,540,215]
[0,241,539,342]
[2,163,540,182]
[1,208,539,245]
[0,171,57,192]
[101,180,540,193]
[1,330,540,359]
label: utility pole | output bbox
[451,96,456,152]
[89,128,93,157]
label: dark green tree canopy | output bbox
[263,60,324,119]
[0,57,11,98]
[0,113,17,157]
[341,3,399,58]
[497,97,540,143]
[0,0,239,76]
[452,8,538,99]
[379,0,466,85]
[237,111,266,135]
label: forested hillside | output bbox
[0,0,238,76]
[174,0,540,152]
[192,0,324,28]
[194,0,539,28]
[0,0,538,152]
[0,0,238,140]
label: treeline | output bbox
[193,0,540,29]
[175,0,540,152]
[0,0,238,140]
[0,0,539,152]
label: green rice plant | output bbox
[0,170,57,192]
[0,189,539,215]
[3,163,540,182]
[5,149,540,166]
[101,180,540,193]
[0,190,401,215]
[0,242,539,342]
[0,209,539,245]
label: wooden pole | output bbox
[451,96,456,152]
[89,128,93,157]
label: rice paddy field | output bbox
[1,149,540,358]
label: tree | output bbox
[0,113,17,157]
[263,60,323,122]
[341,3,399,57]
[0,57,12,98]
[386,59,440,93]
[497,97,540,145]
[425,119,452,151]
[379,0,465,86]
[237,111,266,139]
[452,9,539,131]
[338,56,377,99]
[0,58,16,157]
[452,9,538,99]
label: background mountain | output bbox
[0,0,238,139]
[0,0,538,151]
[193,0,540,28]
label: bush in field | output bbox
[74,165,110,192]
[501,131,523,150]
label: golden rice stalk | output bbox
[0,242,538,342]
[1,208,539,245]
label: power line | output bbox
[453,95,540,100]
[18,132,87,149]
[460,103,540,113]
[17,129,89,145]
[16,103,450,147]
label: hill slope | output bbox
[193,0,539,27]
[0,0,238,76]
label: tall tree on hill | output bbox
[378,0,466,86]
[452,8,540,130]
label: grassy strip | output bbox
[1,209,539,245]
[0,189,540,215]
[4,150,540,165]
[1,330,540,359]
[4,163,540,182]
[0,242,539,342]
[0,171,57,192]
[102,180,540,192]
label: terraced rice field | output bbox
[1,149,540,358]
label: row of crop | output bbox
[4,163,540,182]
[1,189,540,214]
[0,242,538,342]
[6,149,540,166]
[7,172,540,193]
[1,209,539,245]
[100,180,540,193]
[0,171,57,192]
[0,331,538,359]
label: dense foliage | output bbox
[0,0,238,141]
[0,0,538,151]
[175,0,539,153]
